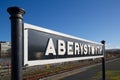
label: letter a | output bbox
[45,38,56,55]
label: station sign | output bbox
[24,23,103,66]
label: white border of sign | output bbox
[24,23,103,66]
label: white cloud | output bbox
[106,43,120,49]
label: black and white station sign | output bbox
[24,23,104,66]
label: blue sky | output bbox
[0,0,120,49]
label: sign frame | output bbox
[24,23,104,66]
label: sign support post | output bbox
[101,40,106,80]
[7,6,25,80]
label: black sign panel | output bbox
[24,23,103,66]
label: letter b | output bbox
[58,40,66,55]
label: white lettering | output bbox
[91,46,94,54]
[99,47,102,54]
[80,43,83,55]
[75,42,79,55]
[44,38,102,57]
[45,38,56,55]
[58,40,66,55]
[88,45,91,54]
[84,44,88,55]
[67,41,73,55]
